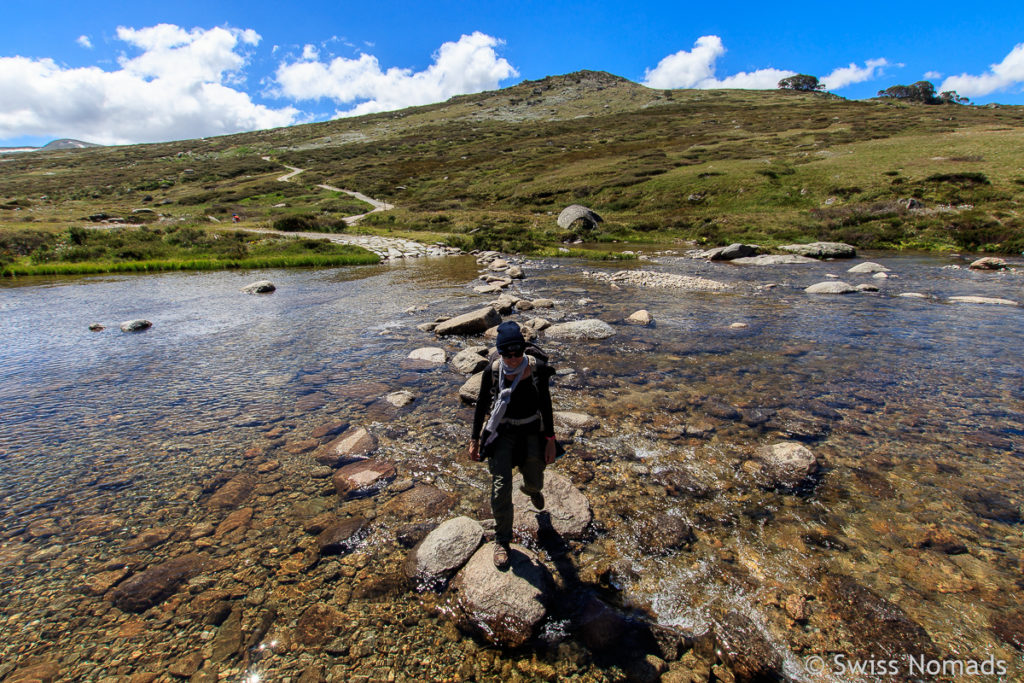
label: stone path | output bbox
[259,158,456,261]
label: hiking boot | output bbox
[520,486,545,510]
[493,543,510,570]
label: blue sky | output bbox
[3,0,1023,146]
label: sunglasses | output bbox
[500,346,525,358]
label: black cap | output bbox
[495,321,526,353]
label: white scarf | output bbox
[482,357,528,446]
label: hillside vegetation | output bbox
[3,70,1024,264]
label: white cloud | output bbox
[301,44,319,60]
[0,24,298,145]
[642,35,794,89]
[77,35,93,49]
[821,58,890,90]
[940,43,1024,96]
[275,31,517,116]
[924,70,943,80]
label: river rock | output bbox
[507,265,524,279]
[119,319,152,333]
[408,347,446,363]
[450,543,551,647]
[88,323,105,331]
[125,527,174,551]
[4,662,61,683]
[820,573,938,660]
[488,259,509,271]
[899,292,929,299]
[635,513,695,554]
[805,281,856,294]
[385,390,415,407]
[523,317,551,332]
[491,293,520,315]
[625,310,653,325]
[109,553,207,612]
[451,347,489,375]
[434,307,501,336]
[459,371,484,404]
[874,272,890,279]
[512,471,592,540]
[545,319,615,340]
[333,459,396,497]
[732,254,818,265]
[948,296,1018,306]
[969,257,1007,270]
[779,241,856,258]
[318,517,368,554]
[757,442,819,488]
[316,427,377,466]
[81,567,131,596]
[532,298,555,308]
[847,262,890,274]
[856,284,880,292]
[207,473,255,508]
[714,610,784,682]
[383,484,457,521]
[554,411,600,431]
[214,508,253,539]
[295,603,344,646]
[700,243,761,260]
[241,280,275,294]
[404,516,484,590]
[310,420,348,439]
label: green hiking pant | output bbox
[487,430,545,545]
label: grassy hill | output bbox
[3,70,1024,269]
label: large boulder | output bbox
[333,459,397,497]
[451,347,489,375]
[404,516,484,590]
[450,543,552,647]
[315,427,377,466]
[557,204,603,230]
[109,554,208,613]
[757,442,819,489]
[805,281,856,294]
[434,307,501,336]
[512,471,592,540]
[700,243,761,260]
[779,241,856,259]
[544,319,615,341]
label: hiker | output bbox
[232,214,240,223]
[469,321,557,569]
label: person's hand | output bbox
[468,440,481,462]
[544,437,557,464]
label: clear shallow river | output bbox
[1,251,1023,681]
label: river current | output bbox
[1,251,1022,681]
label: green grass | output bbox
[0,226,379,276]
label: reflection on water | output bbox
[1,252,1023,679]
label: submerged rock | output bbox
[316,427,377,466]
[109,554,208,613]
[383,484,457,521]
[714,610,784,681]
[404,516,484,590]
[318,517,368,555]
[757,442,820,489]
[625,310,654,325]
[948,296,1018,306]
[554,411,600,431]
[332,459,396,498]
[450,542,551,648]
[207,473,255,508]
[408,347,446,363]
